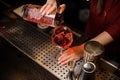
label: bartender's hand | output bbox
[58,44,85,65]
[40,0,66,15]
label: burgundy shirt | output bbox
[86,0,120,60]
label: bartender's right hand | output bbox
[58,44,85,65]
[40,0,66,15]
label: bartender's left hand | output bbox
[58,44,85,65]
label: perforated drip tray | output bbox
[0,19,84,80]
[0,19,120,80]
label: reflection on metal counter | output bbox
[0,19,85,80]
[0,3,119,80]
[0,19,120,80]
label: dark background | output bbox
[0,0,120,80]
[0,0,90,80]
[0,0,90,32]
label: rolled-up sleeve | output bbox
[105,2,120,40]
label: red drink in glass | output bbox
[52,26,73,49]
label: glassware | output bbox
[21,3,63,29]
[21,4,56,27]
[52,25,73,50]
[83,41,104,73]
[75,41,104,80]
[51,25,76,80]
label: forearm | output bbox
[91,31,113,46]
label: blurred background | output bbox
[0,0,90,32]
[0,0,120,80]
[0,1,90,80]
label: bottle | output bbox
[21,4,56,27]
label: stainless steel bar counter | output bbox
[0,3,119,80]
[0,19,85,80]
[0,18,120,80]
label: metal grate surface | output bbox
[95,70,120,80]
[0,19,84,80]
[0,19,120,80]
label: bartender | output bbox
[40,0,120,65]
